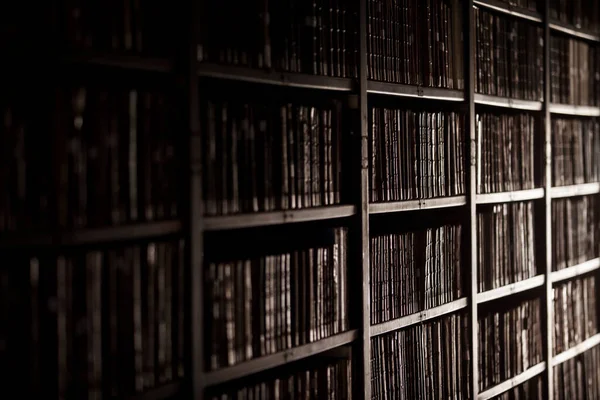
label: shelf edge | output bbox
[477,275,545,304]
[370,298,468,337]
[549,183,600,199]
[369,196,467,214]
[551,258,600,283]
[476,188,545,204]
[477,362,546,400]
[552,334,600,367]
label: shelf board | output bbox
[129,382,182,400]
[549,103,600,116]
[370,298,468,338]
[203,205,356,231]
[477,275,545,304]
[367,81,465,101]
[552,258,600,283]
[552,333,600,367]
[369,196,467,214]
[473,0,542,23]
[204,330,358,387]
[63,53,174,73]
[476,188,544,204]
[474,94,543,110]
[197,63,354,91]
[477,362,546,400]
[549,182,600,199]
[549,20,600,42]
[0,220,182,249]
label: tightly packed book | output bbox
[53,84,179,229]
[552,196,599,271]
[479,298,543,392]
[198,0,359,78]
[550,35,599,106]
[201,97,344,216]
[204,227,348,370]
[207,356,352,400]
[370,312,470,400]
[56,0,177,57]
[550,0,600,33]
[370,223,463,325]
[476,113,536,194]
[553,345,600,400]
[474,7,544,101]
[370,108,465,203]
[552,118,600,187]
[477,202,537,292]
[553,275,598,355]
[367,0,463,89]
[489,374,543,400]
[0,240,186,399]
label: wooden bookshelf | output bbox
[4,0,600,399]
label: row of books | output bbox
[550,36,599,106]
[491,375,543,400]
[476,113,536,194]
[479,298,543,391]
[57,0,177,57]
[0,240,186,399]
[0,86,179,233]
[552,118,600,187]
[367,0,463,89]
[199,0,359,78]
[553,345,600,400]
[370,109,466,203]
[552,196,598,271]
[474,7,544,101]
[477,202,537,292]
[370,224,463,325]
[553,275,598,356]
[55,85,179,229]
[204,228,348,371]
[207,356,352,400]
[370,312,471,400]
[201,99,344,217]
[550,0,600,33]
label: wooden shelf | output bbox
[549,103,600,116]
[63,53,174,73]
[549,182,600,199]
[370,298,468,338]
[477,362,546,400]
[552,334,600,367]
[0,220,182,249]
[552,258,600,284]
[129,382,182,400]
[369,196,467,214]
[477,275,545,304]
[203,330,358,387]
[474,94,543,110]
[367,81,465,101]
[473,0,542,23]
[203,205,356,231]
[476,188,544,204]
[197,63,354,91]
[549,20,600,43]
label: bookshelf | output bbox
[2,0,600,399]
